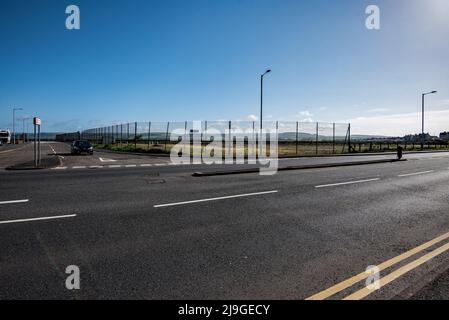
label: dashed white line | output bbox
[315,178,380,189]
[398,170,435,177]
[108,165,122,168]
[52,167,67,170]
[0,199,29,205]
[125,164,137,167]
[154,190,278,208]
[72,166,86,169]
[140,164,153,167]
[0,214,76,225]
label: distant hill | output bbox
[24,132,63,140]
[278,132,389,141]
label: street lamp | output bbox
[21,117,31,142]
[421,91,437,149]
[260,69,271,130]
[12,107,23,144]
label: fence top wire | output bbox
[61,121,349,142]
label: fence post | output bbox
[316,122,319,155]
[296,121,299,155]
[164,122,170,152]
[120,124,123,146]
[276,121,278,157]
[134,122,137,150]
[332,123,335,154]
[348,123,351,153]
[148,121,151,150]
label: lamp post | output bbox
[12,107,23,144]
[421,91,437,149]
[22,117,31,142]
[260,69,271,130]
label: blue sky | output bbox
[1,0,448,135]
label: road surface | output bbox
[1,142,449,299]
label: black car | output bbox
[71,140,94,155]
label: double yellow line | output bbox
[306,231,449,300]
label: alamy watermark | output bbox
[66,5,80,30]
[65,265,80,290]
[366,5,380,30]
[64,5,379,31]
[365,265,381,291]
[169,121,279,175]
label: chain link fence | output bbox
[57,121,353,156]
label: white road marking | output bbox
[125,164,137,167]
[99,157,117,163]
[0,199,29,205]
[89,166,103,169]
[52,167,67,170]
[398,170,435,177]
[108,165,122,168]
[154,190,278,208]
[0,146,27,154]
[155,163,167,166]
[140,164,153,167]
[315,178,380,189]
[72,166,86,169]
[0,214,76,225]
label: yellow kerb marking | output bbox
[306,231,449,300]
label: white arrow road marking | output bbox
[99,157,117,162]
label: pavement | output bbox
[1,142,449,299]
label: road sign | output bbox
[33,117,41,126]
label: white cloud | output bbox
[343,109,449,136]
[294,110,314,123]
[247,114,258,121]
[366,108,389,113]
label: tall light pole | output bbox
[260,69,271,130]
[21,117,31,142]
[421,91,437,149]
[12,107,23,144]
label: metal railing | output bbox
[57,121,352,156]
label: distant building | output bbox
[404,133,433,143]
[440,132,449,141]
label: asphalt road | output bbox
[1,143,449,299]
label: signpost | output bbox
[33,117,41,167]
